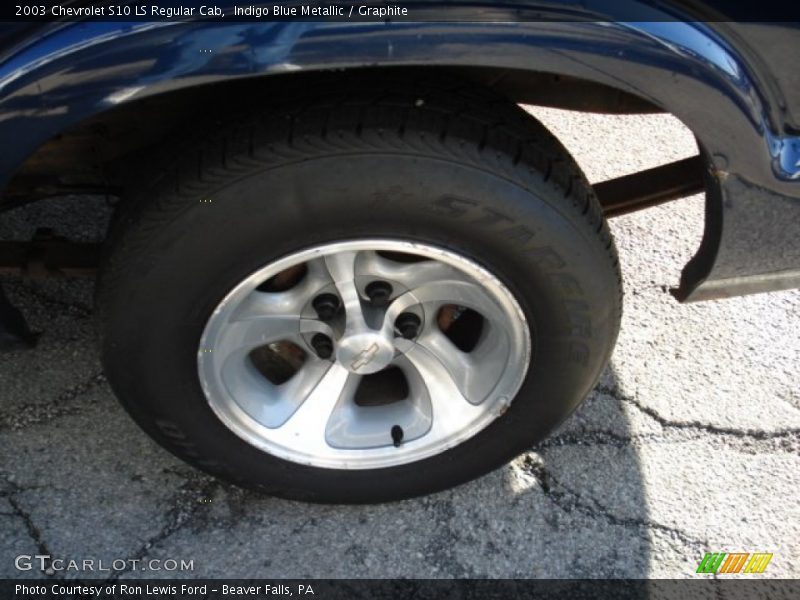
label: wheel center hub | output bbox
[336,332,395,374]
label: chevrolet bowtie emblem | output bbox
[350,343,380,371]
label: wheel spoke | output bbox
[402,343,487,442]
[266,362,356,456]
[359,250,470,289]
[212,256,339,363]
[212,315,333,362]
[220,355,332,428]
[416,325,509,405]
[232,291,303,322]
[232,257,332,322]
[213,316,299,362]
[324,251,369,332]
[304,257,336,289]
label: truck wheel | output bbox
[97,81,621,503]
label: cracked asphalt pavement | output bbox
[1,108,799,579]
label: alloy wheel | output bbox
[198,240,531,469]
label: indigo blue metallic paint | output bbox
[0,2,798,301]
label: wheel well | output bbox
[1,65,661,207]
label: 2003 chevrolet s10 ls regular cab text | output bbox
[35,4,409,18]
[0,1,799,503]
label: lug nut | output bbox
[312,293,340,321]
[365,281,393,307]
[395,312,421,339]
[311,333,334,359]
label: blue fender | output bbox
[0,10,798,299]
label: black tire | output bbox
[98,77,622,503]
